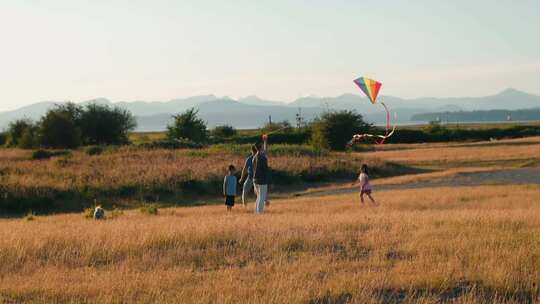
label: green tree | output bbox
[79,103,137,145]
[6,119,35,147]
[166,108,208,143]
[0,132,6,146]
[310,110,371,151]
[39,103,82,149]
[18,126,40,149]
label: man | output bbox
[252,135,269,214]
[239,145,257,207]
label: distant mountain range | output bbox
[1,88,539,131]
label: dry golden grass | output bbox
[364,137,540,167]
[366,144,540,165]
[0,147,389,210]
[1,185,539,303]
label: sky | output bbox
[0,0,539,111]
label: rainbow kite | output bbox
[353,77,382,104]
[349,76,396,145]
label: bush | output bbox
[85,145,104,156]
[212,125,237,138]
[39,103,82,149]
[139,139,205,150]
[217,129,311,145]
[6,119,36,147]
[31,149,52,160]
[0,132,7,146]
[207,144,326,157]
[18,127,40,149]
[24,211,36,221]
[79,103,137,145]
[166,108,208,143]
[83,208,95,219]
[140,204,159,215]
[31,149,70,160]
[311,111,371,150]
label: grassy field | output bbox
[0,145,407,213]
[364,137,540,169]
[0,185,538,303]
[1,136,540,214]
[0,137,539,303]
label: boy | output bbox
[223,165,237,212]
[94,204,105,220]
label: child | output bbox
[223,165,237,212]
[352,164,377,205]
[94,204,105,220]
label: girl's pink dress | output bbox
[358,173,372,194]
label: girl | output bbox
[352,164,377,205]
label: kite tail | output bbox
[375,102,390,144]
[349,102,396,146]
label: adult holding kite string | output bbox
[252,134,269,214]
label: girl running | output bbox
[352,164,377,205]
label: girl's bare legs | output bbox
[360,193,365,204]
[367,193,377,205]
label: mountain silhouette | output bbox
[1,89,538,131]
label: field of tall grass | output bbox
[0,145,406,213]
[0,185,538,303]
[2,136,539,213]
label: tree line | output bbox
[4,103,136,149]
[165,108,371,151]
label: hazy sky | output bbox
[1,0,539,111]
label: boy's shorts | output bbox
[225,195,235,206]
[360,190,372,195]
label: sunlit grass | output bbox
[0,185,538,303]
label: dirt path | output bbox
[295,168,540,198]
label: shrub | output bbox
[212,125,237,138]
[31,149,70,160]
[31,149,53,160]
[18,127,40,149]
[217,129,311,145]
[85,145,104,156]
[140,204,159,215]
[6,119,36,147]
[311,111,371,150]
[139,139,205,150]
[79,103,137,145]
[166,108,208,143]
[309,125,329,152]
[24,211,36,221]
[39,103,82,149]
[83,208,95,219]
[0,132,7,146]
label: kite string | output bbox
[262,125,291,137]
